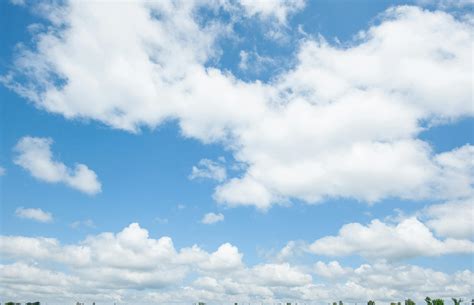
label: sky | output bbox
[0,0,473,304]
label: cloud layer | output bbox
[3,1,473,209]
[1,222,472,304]
[309,217,474,260]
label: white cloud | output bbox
[423,197,474,239]
[314,260,352,279]
[416,0,474,8]
[15,207,53,223]
[274,240,308,262]
[3,3,473,209]
[155,217,169,225]
[0,166,5,176]
[238,50,276,74]
[70,219,96,229]
[0,235,91,266]
[0,223,243,290]
[13,136,101,195]
[238,0,306,24]
[189,159,227,182]
[252,263,311,287]
[9,0,25,6]
[198,242,243,271]
[0,223,472,303]
[0,223,242,291]
[307,260,474,301]
[309,217,474,260]
[201,212,225,224]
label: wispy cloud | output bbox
[189,158,227,182]
[15,207,53,223]
[201,212,224,224]
[70,219,96,229]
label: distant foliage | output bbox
[406,299,416,305]
[368,300,376,305]
[452,299,463,305]
[433,299,445,305]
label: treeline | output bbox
[339,298,466,305]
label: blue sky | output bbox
[0,0,473,304]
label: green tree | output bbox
[339,301,344,305]
[432,299,444,305]
[452,299,463,305]
[426,297,433,305]
[406,299,416,305]
[368,301,376,305]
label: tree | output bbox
[406,299,416,305]
[426,297,433,305]
[452,299,463,305]
[368,301,376,305]
[432,299,444,305]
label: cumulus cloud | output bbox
[214,7,474,208]
[423,198,474,239]
[0,223,240,286]
[189,159,227,182]
[2,2,473,210]
[314,260,352,279]
[13,136,101,195]
[308,260,474,301]
[309,217,474,260]
[201,212,225,224]
[252,263,311,287]
[0,223,472,304]
[199,242,243,271]
[15,207,53,223]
